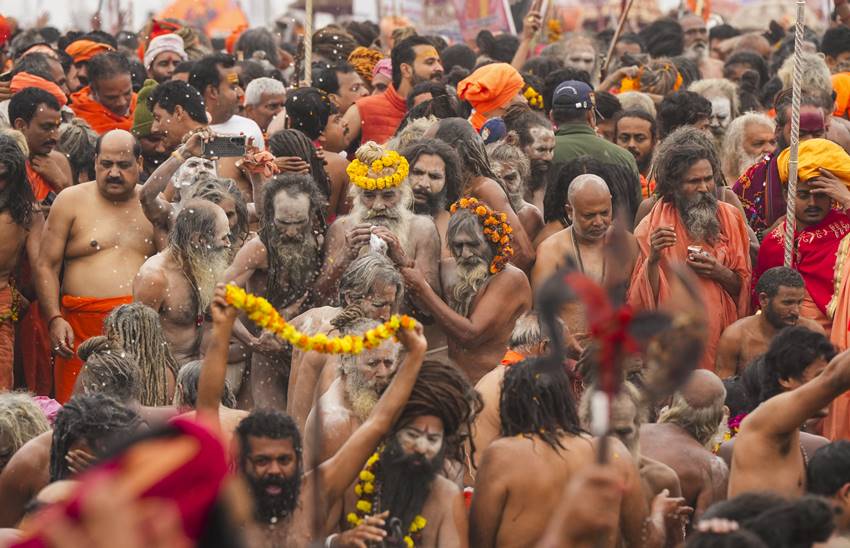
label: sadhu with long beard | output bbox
[402,198,531,383]
[133,199,232,365]
[316,141,440,304]
[225,172,327,408]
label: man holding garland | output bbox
[401,198,532,384]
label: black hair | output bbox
[653,126,722,202]
[543,156,619,223]
[81,30,118,49]
[670,55,700,88]
[235,409,303,470]
[755,266,805,298]
[500,358,584,451]
[503,103,551,149]
[9,52,57,81]
[702,492,787,523]
[771,29,820,75]
[433,117,499,187]
[237,59,268,89]
[476,30,519,63]
[284,87,336,141]
[38,26,61,44]
[174,60,195,75]
[809,440,850,498]
[312,27,359,65]
[759,326,836,402]
[391,36,437,90]
[542,68,592,114]
[313,62,356,96]
[724,50,769,90]
[657,91,712,139]
[406,81,445,109]
[50,393,141,481]
[745,496,834,548]
[551,105,589,127]
[613,109,657,141]
[0,134,35,227]
[595,91,622,121]
[400,138,462,212]
[342,20,379,47]
[236,27,280,67]
[175,360,237,409]
[638,18,684,58]
[685,530,767,548]
[441,43,477,72]
[189,53,236,97]
[267,129,332,199]
[773,90,827,129]
[425,34,448,52]
[148,79,208,124]
[445,65,471,92]
[618,32,646,51]
[395,93,463,133]
[8,87,60,125]
[87,51,131,87]
[709,24,740,42]
[521,56,564,81]
[820,26,850,59]
[94,132,142,158]
[128,59,146,92]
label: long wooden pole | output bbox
[601,0,637,78]
[304,0,314,86]
[783,0,806,267]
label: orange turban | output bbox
[833,72,850,119]
[457,63,524,116]
[777,138,850,186]
[10,72,68,107]
[65,40,114,63]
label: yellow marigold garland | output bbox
[449,197,514,274]
[347,449,427,547]
[224,285,416,354]
[346,149,410,191]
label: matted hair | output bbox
[652,126,724,202]
[77,335,142,404]
[338,252,404,309]
[658,387,726,447]
[0,392,49,468]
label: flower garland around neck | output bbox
[346,149,410,191]
[523,85,543,110]
[224,285,416,354]
[347,448,427,548]
[449,197,514,274]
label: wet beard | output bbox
[351,200,413,255]
[265,231,320,309]
[184,246,230,314]
[342,364,382,422]
[378,437,444,535]
[674,190,720,244]
[245,471,301,523]
[529,160,550,193]
[451,256,492,317]
[413,191,443,217]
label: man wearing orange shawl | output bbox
[753,139,850,333]
[457,62,525,132]
[825,231,850,440]
[70,52,137,134]
[628,128,751,371]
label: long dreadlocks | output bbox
[0,392,49,470]
[0,133,34,227]
[433,118,501,204]
[186,176,250,250]
[76,336,142,404]
[104,303,180,407]
[50,393,141,481]
[268,129,333,201]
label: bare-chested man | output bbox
[716,266,824,378]
[196,283,427,547]
[303,317,400,464]
[729,326,849,499]
[287,252,404,429]
[36,129,156,403]
[316,141,440,304]
[471,358,680,547]
[532,174,638,350]
[641,370,729,521]
[402,202,532,384]
[487,141,545,243]
[0,135,41,389]
[133,199,232,364]
[225,173,325,408]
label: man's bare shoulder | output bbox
[410,213,438,232]
[290,306,339,331]
[135,252,170,284]
[50,181,96,208]
[722,314,758,337]
[494,264,531,286]
[536,227,573,254]
[3,431,52,474]
[641,456,681,493]
[800,317,826,334]
[474,365,506,394]
[431,473,461,498]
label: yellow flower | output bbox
[347,512,360,525]
[411,515,427,531]
[359,470,375,482]
[404,536,414,548]
[356,500,372,513]
[363,482,375,494]
[366,453,380,467]
[354,484,363,496]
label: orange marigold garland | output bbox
[449,197,514,273]
[224,285,416,354]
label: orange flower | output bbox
[475,206,488,216]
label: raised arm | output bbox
[317,323,427,502]
[223,238,267,288]
[196,284,238,429]
[510,0,542,70]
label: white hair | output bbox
[689,78,740,120]
[244,77,286,107]
[778,52,832,97]
[617,92,656,118]
[721,112,775,181]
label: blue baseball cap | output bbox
[552,80,595,111]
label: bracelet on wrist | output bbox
[47,314,63,326]
[324,534,339,548]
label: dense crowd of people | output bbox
[1,2,850,546]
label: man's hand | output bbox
[274,156,311,174]
[345,224,373,258]
[650,488,692,540]
[371,226,412,267]
[400,266,428,295]
[331,512,388,547]
[811,169,850,210]
[686,251,725,280]
[281,291,310,319]
[180,127,214,158]
[251,330,285,354]
[31,154,69,188]
[648,226,677,263]
[521,0,542,42]
[396,320,426,355]
[49,316,75,359]
[210,284,237,326]
[65,448,97,475]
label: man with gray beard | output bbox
[402,206,532,383]
[629,126,751,371]
[133,199,232,364]
[680,14,724,79]
[316,142,440,305]
[225,173,326,408]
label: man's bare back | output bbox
[303,377,360,465]
[0,431,51,527]
[0,211,35,290]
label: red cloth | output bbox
[25,161,53,202]
[355,84,407,145]
[70,86,137,135]
[53,295,133,403]
[754,210,850,318]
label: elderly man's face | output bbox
[681,15,709,55]
[678,158,715,202]
[742,122,776,159]
[564,43,596,74]
[709,97,732,138]
[566,185,612,242]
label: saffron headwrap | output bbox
[776,138,850,185]
[64,40,114,63]
[10,72,68,107]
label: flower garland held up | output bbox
[224,285,416,354]
[347,449,427,548]
[449,197,514,274]
[346,147,410,191]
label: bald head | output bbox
[94,130,142,200]
[680,369,726,409]
[659,369,727,446]
[567,174,612,242]
[567,174,611,206]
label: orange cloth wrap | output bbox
[776,138,850,184]
[10,72,68,107]
[457,63,524,131]
[53,294,132,403]
[70,86,138,134]
[26,161,53,202]
[833,72,850,119]
[64,40,114,63]
[824,234,850,440]
[0,286,15,390]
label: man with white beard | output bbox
[225,173,326,408]
[680,14,724,79]
[316,142,440,304]
[133,199,232,364]
[720,113,776,183]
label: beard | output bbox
[684,42,708,62]
[735,150,765,180]
[183,245,231,313]
[245,470,301,523]
[763,301,798,329]
[350,200,413,256]
[451,255,492,316]
[675,190,720,244]
[413,190,443,217]
[377,436,443,535]
[264,229,320,309]
[529,160,550,192]
[341,362,385,421]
